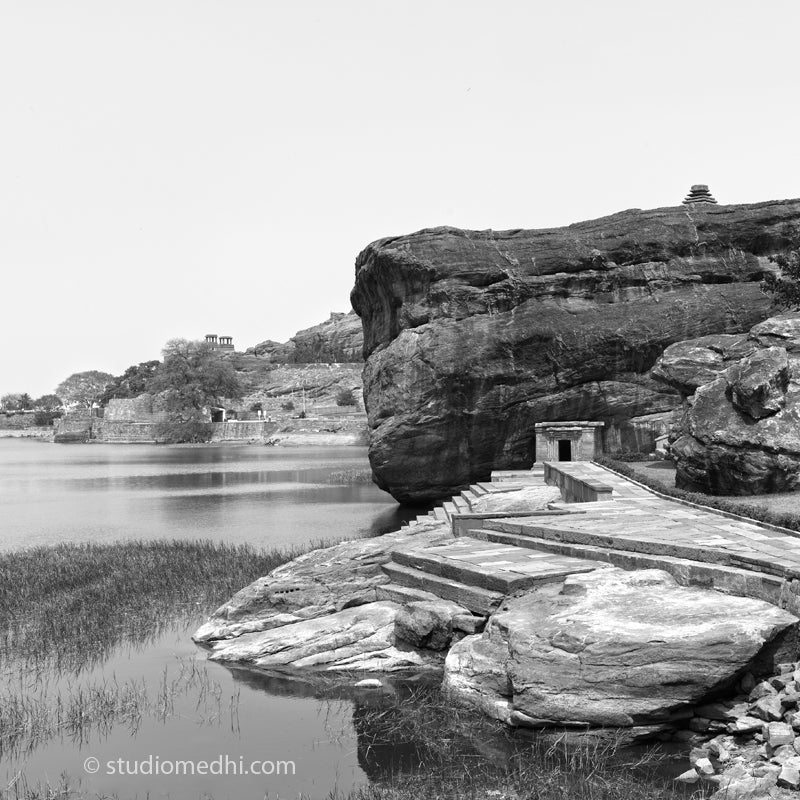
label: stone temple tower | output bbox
[682,184,718,205]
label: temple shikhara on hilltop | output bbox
[682,184,718,205]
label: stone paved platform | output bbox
[523,462,800,581]
[392,460,800,617]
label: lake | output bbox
[0,439,685,799]
[0,439,415,552]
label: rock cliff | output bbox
[352,200,800,503]
[248,311,363,363]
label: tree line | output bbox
[2,339,243,442]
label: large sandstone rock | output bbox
[248,310,363,363]
[193,519,450,643]
[443,568,798,727]
[652,314,800,494]
[352,201,800,502]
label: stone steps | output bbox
[390,535,599,592]
[476,517,796,580]
[465,526,789,604]
[381,562,504,615]
[376,582,442,605]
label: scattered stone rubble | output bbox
[675,661,800,798]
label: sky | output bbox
[2,0,799,398]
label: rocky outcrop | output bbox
[443,568,798,728]
[352,200,800,503]
[652,314,800,495]
[248,311,363,363]
[206,601,441,672]
[194,519,451,643]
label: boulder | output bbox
[652,313,800,495]
[193,520,450,642]
[443,568,798,727]
[651,334,755,397]
[395,599,466,650]
[207,601,438,672]
[469,485,562,514]
[350,201,800,502]
[727,348,790,419]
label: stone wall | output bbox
[92,421,161,443]
[54,412,94,442]
[0,413,40,429]
[209,420,274,442]
[104,395,168,423]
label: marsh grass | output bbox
[328,469,373,484]
[0,658,236,759]
[0,539,309,674]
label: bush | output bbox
[154,420,214,444]
[336,388,358,407]
[596,455,800,532]
[605,451,661,463]
[281,400,295,411]
[33,410,62,427]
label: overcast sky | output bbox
[2,0,798,397]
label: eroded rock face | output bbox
[352,201,800,503]
[443,568,798,727]
[248,310,363,363]
[193,519,450,643]
[652,314,800,495]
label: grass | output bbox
[0,657,237,760]
[0,539,309,674]
[329,468,374,484]
[626,460,800,515]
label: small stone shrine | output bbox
[682,184,718,205]
[534,421,604,463]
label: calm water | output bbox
[0,439,414,551]
[0,439,430,798]
[0,439,684,798]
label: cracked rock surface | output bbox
[443,567,798,727]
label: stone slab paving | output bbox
[512,462,800,581]
[392,535,601,594]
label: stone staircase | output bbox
[384,459,800,622]
[385,466,601,618]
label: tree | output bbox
[149,339,242,420]
[762,248,800,309]
[335,388,358,407]
[33,394,63,412]
[99,360,161,405]
[1,393,32,412]
[55,371,115,409]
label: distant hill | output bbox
[247,310,363,364]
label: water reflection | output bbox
[0,441,418,551]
